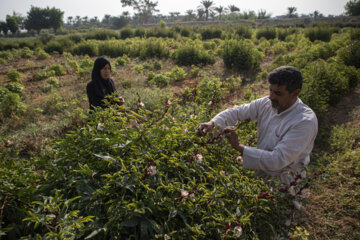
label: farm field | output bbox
[0,24,360,239]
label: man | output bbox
[198,66,318,185]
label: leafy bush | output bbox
[235,25,252,39]
[169,66,187,81]
[256,27,277,40]
[20,47,34,59]
[134,27,146,37]
[277,28,297,41]
[0,58,6,64]
[36,49,50,60]
[173,44,215,66]
[40,76,60,93]
[85,29,120,40]
[98,40,130,58]
[180,28,191,37]
[4,82,25,94]
[67,33,84,43]
[0,51,13,61]
[0,87,27,118]
[304,27,337,42]
[338,40,360,68]
[72,41,99,56]
[44,40,65,54]
[120,28,134,39]
[196,76,224,105]
[7,69,23,82]
[139,38,169,60]
[222,76,242,93]
[147,71,171,87]
[34,69,56,81]
[222,39,262,72]
[116,55,130,66]
[45,64,66,76]
[201,28,222,40]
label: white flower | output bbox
[299,188,308,199]
[148,166,157,176]
[233,226,242,238]
[97,123,104,131]
[293,200,302,210]
[301,170,307,179]
[166,100,172,106]
[138,102,145,108]
[195,154,203,163]
[184,129,189,133]
[164,234,171,240]
[208,101,213,106]
[236,156,243,164]
[189,193,195,199]
[285,218,291,226]
[181,189,189,198]
[220,170,226,176]
[288,186,296,196]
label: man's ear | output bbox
[292,89,301,98]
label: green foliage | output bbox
[0,58,6,64]
[98,40,130,58]
[120,28,134,39]
[36,48,51,60]
[44,40,65,54]
[42,93,68,115]
[20,47,34,59]
[345,0,360,16]
[72,41,99,56]
[45,64,66,76]
[222,39,262,72]
[197,76,224,106]
[169,66,187,81]
[40,77,60,93]
[85,29,120,40]
[116,55,130,66]
[256,27,277,40]
[4,82,24,94]
[7,69,23,82]
[304,26,338,42]
[0,51,13,61]
[173,44,215,66]
[201,28,223,40]
[277,28,297,41]
[338,40,360,68]
[24,6,64,33]
[0,87,27,118]
[221,76,242,93]
[139,38,170,60]
[235,25,253,39]
[34,69,56,81]
[329,125,359,153]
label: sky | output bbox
[0,0,349,21]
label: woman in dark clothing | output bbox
[86,56,124,110]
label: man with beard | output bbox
[198,66,318,185]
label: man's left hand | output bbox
[224,127,244,155]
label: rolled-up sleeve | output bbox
[242,119,317,172]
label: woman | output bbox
[86,56,124,110]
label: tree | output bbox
[67,16,73,25]
[345,0,360,16]
[287,7,298,18]
[227,4,240,13]
[197,9,205,20]
[24,6,63,33]
[120,0,159,23]
[6,15,18,34]
[186,9,196,20]
[0,21,8,35]
[198,0,214,21]
[257,9,271,19]
[214,6,225,20]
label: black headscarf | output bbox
[87,56,116,109]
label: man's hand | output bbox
[119,96,125,106]
[197,121,214,136]
[224,126,244,154]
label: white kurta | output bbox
[212,96,318,184]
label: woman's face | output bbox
[100,64,111,80]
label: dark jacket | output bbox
[86,57,116,110]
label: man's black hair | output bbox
[267,66,302,93]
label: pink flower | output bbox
[148,166,157,176]
[233,226,243,238]
[195,154,203,163]
[181,189,189,198]
[189,193,195,199]
[220,170,226,176]
[166,100,172,106]
[236,156,243,164]
[5,140,11,148]
[138,102,145,108]
[184,129,189,133]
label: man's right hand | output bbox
[197,121,214,136]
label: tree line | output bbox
[1,0,359,36]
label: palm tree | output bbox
[67,16,73,25]
[197,8,205,20]
[214,6,225,20]
[287,7,297,18]
[257,9,270,19]
[227,4,240,13]
[198,0,214,21]
[186,9,195,20]
[313,10,320,20]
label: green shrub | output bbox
[46,64,66,76]
[256,27,277,40]
[203,41,216,50]
[120,28,134,39]
[4,82,24,94]
[67,33,84,43]
[72,41,98,56]
[7,69,23,82]
[147,71,171,87]
[338,40,360,68]
[173,44,215,66]
[222,39,262,72]
[222,76,242,93]
[42,93,68,115]
[134,27,146,37]
[201,28,222,40]
[40,76,60,93]
[153,60,162,70]
[180,28,191,37]
[98,40,130,58]
[0,51,13,61]
[85,29,120,40]
[0,87,27,118]
[196,76,224,105]
[169,66,187,81]
[34,69,56,81]
[116,55,130,66]
[139,38,169,60]
[277,28,297,41]
[0,58,6,64]
[20,47,33,58]
[36,49,50,60]
[44,40,65,54]
[304,27,337,42]
[235,25,252,39]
